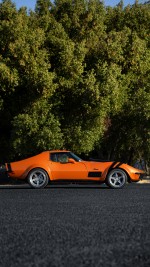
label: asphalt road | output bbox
[0,184,150,267]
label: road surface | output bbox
[0,184,150,267]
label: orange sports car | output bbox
[5,150,144,189]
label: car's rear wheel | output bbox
[106,169,127,189]
[28,168,49,189]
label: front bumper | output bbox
[138,173,145,180]
[130,171,145,182]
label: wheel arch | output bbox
[106,165,131,182]
[25,165,51,181]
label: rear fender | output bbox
[22,164,51,180]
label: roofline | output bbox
[43,150,70,153]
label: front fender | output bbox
[101,162,144,182]
[120,164,145,181]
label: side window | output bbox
[57,153,68,163]
[50,153,69,163]
[50,153,58,162]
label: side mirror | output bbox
[68,158,75,164]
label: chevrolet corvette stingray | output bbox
[5,150,144,189]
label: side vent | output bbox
[88,172,102,178]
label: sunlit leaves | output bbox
[0,0,149,162]
[11,99,63,157]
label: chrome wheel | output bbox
[28,168,49,189]
[106,169,127,189]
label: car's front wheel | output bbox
[106,169,127,189]
[28,168,49,189]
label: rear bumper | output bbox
[5,163,12,173]
[0,165,10,182]
[0,165,7,173]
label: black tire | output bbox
[28,168,49,189]
[106,168,127,189]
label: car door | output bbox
[49,152,88,180]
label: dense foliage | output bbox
[0,0,149,165]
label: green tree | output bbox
[11,98,63,158]
[44,0,108,153]
[98,6,150,164]
[0,0,149,164]
[0,0,56,160]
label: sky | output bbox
[0,0,144,10]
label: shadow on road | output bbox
[0,183,111,189]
